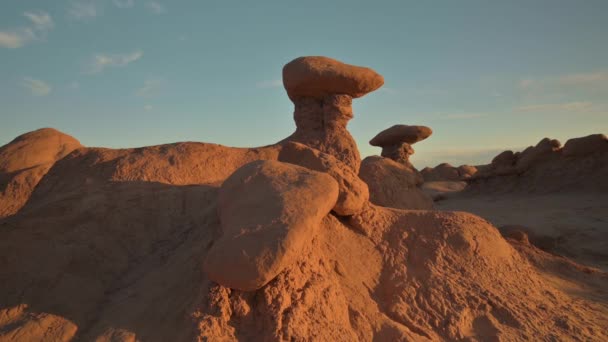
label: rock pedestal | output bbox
[369,125,432,167]
[281,56,384,173]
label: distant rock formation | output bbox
[369,125,432,166]
[468,134,608,193]
[282,56,384,173]
[360,124,434,209]
[421,162,478,182]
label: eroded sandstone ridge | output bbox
[0,58,606,341]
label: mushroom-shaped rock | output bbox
[204,160,339,291]
[282,56,384,173]
[562,134,608,157]
[278,142,368,216]
[369,125,433,147]
[283,56,384,100]
[369,125,432,165]
[359,156,433,210]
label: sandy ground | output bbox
[428,182,608,271]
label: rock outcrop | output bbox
[562,133,608,157]
[0,128,82,218]
[467,134,608,193]
[421,163,478,182]
[204,160,339,291]
[278,142,368,216]
[369,125,432,166]
[282,56,384,172]
[359,156,433,209]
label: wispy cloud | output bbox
[113,0,135,8]
[21,77,52,96]
[0,11,54,49]
[136,79,163,97]
[86,50,143,74]
[256,79,282,89]
[443,113,488,120]
[144,104,153,111]
[519,70,608,95]
[146,1,165,14]
[23,11,54,31]
[68,2,100,21]
[557,71,608,86]
[515,101,596,113]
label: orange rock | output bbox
[204,160,338,291]
[282,56,384,100]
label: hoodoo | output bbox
[369,124,432,166]
[282,56,384,173]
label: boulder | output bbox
[282,56,384,100]
[204,160,339,291]
[278,142,368,216]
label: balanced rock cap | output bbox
[283,56,384,100]
[369,125,433,147]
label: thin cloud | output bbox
[24,11,54,30]
[515,101,595,113]
[21,77,52,96]
[68,2,100,21]
[558,71,608,86]
[519,70,608,95]
[144,104,153,111]
[443,113,488,120]
[256,79,282,89]
[113,0,135,8]
[136,79,163,97]
[86,50,143,74]
[0,11,53,49]
[146,2,165,14]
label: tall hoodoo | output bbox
[282,56,384,173]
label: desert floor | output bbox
[427,182,608,272]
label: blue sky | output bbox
[1,0,607,167]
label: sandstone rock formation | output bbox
[515,137,561,171]
[0,128,82,218]
[278,142,368,216]
[369,125,432,165]
[467,134,608,193]
[282,56,384,172]
[0,58,607,341]
[562,133,608,157]
[359,156,433,209]
[204,160,338,291]
[421,163,478,182]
